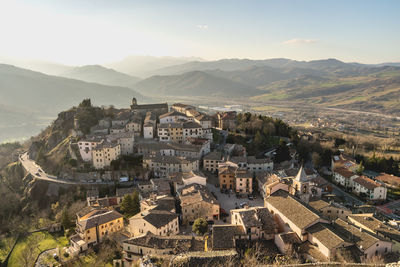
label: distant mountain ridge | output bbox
[1,56,400,142]
[105,55,204,77]
[150,58,364,76]
[0,64,144,113]
[0,64,146,142]
[133,70,261,97]
[60,65,140,88]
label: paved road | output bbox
[19,152,114,185]
[35,248,58,267]
[324,178,364,206]
[206,183,264,220]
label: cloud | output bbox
[197,24,209,30]
[283,38,318,45]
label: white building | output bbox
[157,123,183,142]
[170,171,207,192]
[92,142,121,169]
[125,117,142,137]
[333,167,359,188]
[129,210,179,237]
[143,123,155,139]
[78,138,103,162]
[110,125,126,134]
[159,110,188,124]
[203,151,223,173]
[107,132,135,155]
[183,121,203,140]
[112,110,131,127]
[227,156,273,174]
[143,156,199,178]
[353,176,387,200]
[194,114,213,129]
[144,112,156,139]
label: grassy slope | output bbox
[8,231,68,267]
[250,69,400,113]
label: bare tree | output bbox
[18,233,45,267]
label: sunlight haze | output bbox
[1,0,399,65]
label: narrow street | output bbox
[325,177,365,206]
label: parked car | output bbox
[248,195,254,200]
[240,202,248,208]
[207,220,215,225]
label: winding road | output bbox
[19,152,114,185]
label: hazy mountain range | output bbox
[1,55,400,142]
[61,65,140,87]
[0,64,145,142]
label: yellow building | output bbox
[70,208,123,254]
[158,123,184,142]
[235,169,253,194]
[218,165,236,190]
[179,184,220,225]
[92,141,121,169]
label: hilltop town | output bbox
[3,98,400,267]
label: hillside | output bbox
[105,55,203,77]
[147,58,400,115]
[151,58,370,76]
[133,71,261,97]
[0,64,145,142]
[251,67,400,114]
[206,66,331,88]
[0,57,73,76]
[61,65,140,87]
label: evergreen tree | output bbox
[120,191,140,217]
[61,207,72,229]
[192,218,208,236]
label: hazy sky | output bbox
[0,0,399,65]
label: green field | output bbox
[7,231,68,267]
[0,236,16,263]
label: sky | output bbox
[0,0,399,65]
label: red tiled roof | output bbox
[353,176,382,190]
[334,167,357,179]
[375,173,400,186]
